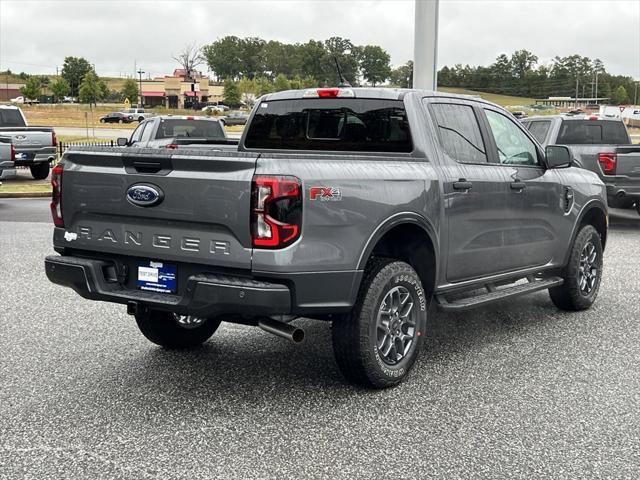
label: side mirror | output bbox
[545,145,572,169]
[116,137,128,147]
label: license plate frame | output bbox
[136,260,177,293]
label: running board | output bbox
[435,276,564,312]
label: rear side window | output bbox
[0,109,26,127]
[430,103,487,164]
[155,119,225,139]
[244,99,412,152]
[527,121,551,144]
[556,120,629,145]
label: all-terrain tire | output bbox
[332,258,428,389]
[135,309,221,349]
[549,225,603,311]
[30,162,50,180]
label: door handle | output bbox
[510,181,526,191]
[453,180,473,191]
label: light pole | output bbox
[634,81,638,106]
[137,69,145,108]
[413,0,440,90]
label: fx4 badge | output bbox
[309,186,342,201]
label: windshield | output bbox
[155,119,225,139]
[245,98,412,152]
[0,109,26,127]
[556,120,630,145]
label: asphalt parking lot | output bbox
[1,199,639,479]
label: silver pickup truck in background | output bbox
[0,105,57,180]
[117,115,237,150]
[0,136,15,184]
[522,115,640,214]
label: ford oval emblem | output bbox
[126,184,164,207]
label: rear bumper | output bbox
[45,255,292,318]
[606,183,640,200]
[14,146,56,165]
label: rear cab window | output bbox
[244,98,412,152]
[557,120,630,145]
[0,109,27,127]
[155,119,225,140]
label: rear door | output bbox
[425,100,520,282]
[58,148,258,270]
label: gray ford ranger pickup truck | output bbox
[522,115,640,214]
[45,88,608,388]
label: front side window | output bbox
[485,110,539,166]
[430,103,487,164]
[129,123,145,144]
[140,122,154,142]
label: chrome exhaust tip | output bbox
[258,318,305,343]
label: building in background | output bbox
[139,69,224,109]
[0,83,25,102]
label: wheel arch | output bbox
[563,200,608,266]
[357,213,439,301]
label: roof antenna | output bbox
[333,56,352,88]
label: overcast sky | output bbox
[0,0,638,80]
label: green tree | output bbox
[239,37,266,78]
[390,61,413,88]
[255,76,275,96]
[359,45,391,86]
[202,36,243,80]
[274,74,291,91]
[61,56,92,96]
[121,78,139,103]
[612,85,630,105]
[223,78,241,106]
[20,76,42,101]
[78,70,100,105]
[50,78,70,102]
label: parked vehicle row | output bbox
[521,115,640,212]
[47,87,611,389]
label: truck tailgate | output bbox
[56,147,258,269]
[615,146,640,178]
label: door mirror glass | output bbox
[116,137,128,147]
[545,145,572,169]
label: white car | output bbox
[121,108,151,122]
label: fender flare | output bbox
[356,212,439,273]
[563,199,608,265]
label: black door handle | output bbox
[510,181,526,191]
[453,180,473,191]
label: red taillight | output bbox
[52,130,57,147]
[10,143,15,161]
[598,153,617,175]
[317,88,340,98]
[251,175,302,248]
[50,163,64,227]
[165,143,178,149]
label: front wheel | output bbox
[332,259,427,389]
[135,309,221,349]
[30,162,50,180]
[549,224,603,311]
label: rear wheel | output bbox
[549,225,603,311]
[332,258,427,389]
[135,309,221,349]
[30,162,50,180]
